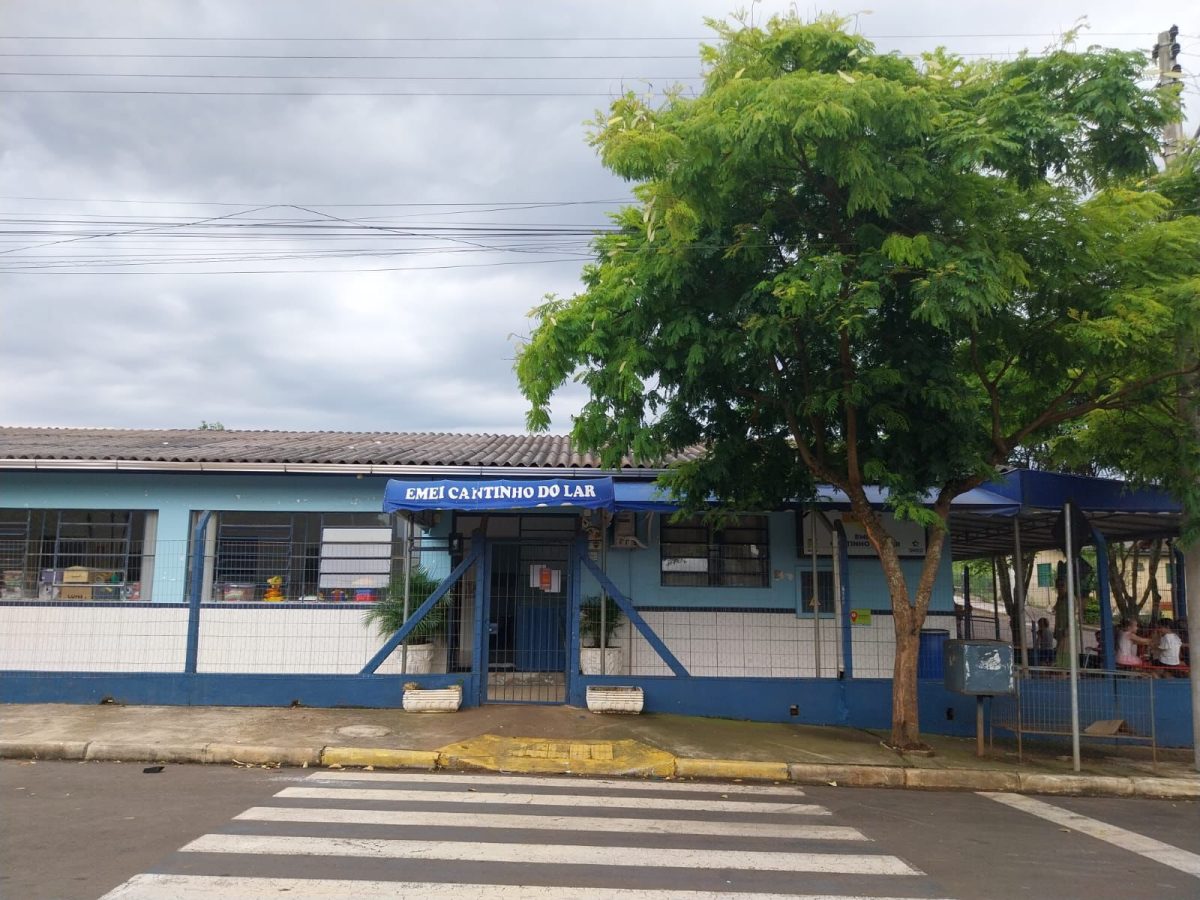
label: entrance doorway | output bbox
[451,514,576,704]
[484,540,569,703]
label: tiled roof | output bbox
[0,427,693,470]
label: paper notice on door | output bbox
[529,564,562,593]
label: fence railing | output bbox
[992,667,1157,764]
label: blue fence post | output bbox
[1092,527,1115,670]
[566,536,584,703]
[471,531,489,704]
[183,511,211,675]
[835,521,853,678]
[1173,545,1188,624]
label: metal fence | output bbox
[992,667,1157,765]
[1,534,962,684]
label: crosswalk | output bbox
[99,771,952,899]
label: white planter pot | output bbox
[402,684,462,713]
[580,647,623,675]
[586,685,644,714]
[401,643,435,674]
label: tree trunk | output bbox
[849,495,949,751]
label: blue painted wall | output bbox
[3,472,955,612]
[589,510,954,614]
[1,471,394,600]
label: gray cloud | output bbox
[1,0,1193,433]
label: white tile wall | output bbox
[0,606,189,672]
[0,604,957,679]
[611,610,958,679]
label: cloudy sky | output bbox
[1,0,1195,434]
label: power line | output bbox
[0,88,669,97]
[0,32,1156,41]
[0,71,703,81]
[0,52,701,60]
[0,196,632,208]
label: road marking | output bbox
[180,833,920,874]
[101,873,947,900]
[308,771,804,795]
[277,786,829,814]
[983,792,1200,878]
[236,805,868,840]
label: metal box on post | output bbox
[945,639,1014,758]
[944,640,1014,695]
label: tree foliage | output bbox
[516,14,1200,748]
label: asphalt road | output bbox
[1,760,1196,899]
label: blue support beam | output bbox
[471,533,489,703]
[183,511,211,674]
[1173,545,1188,623]
[1092,527,1115,671]
[578,552,689,677]
[566,537,585,699]
[835,520,853,678]
[360,542,483,675]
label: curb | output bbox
[2,739,1196,800]
[323,747,439,770]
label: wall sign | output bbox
[802,510,927,558]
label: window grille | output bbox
[798,569,836,614]
[660,515,769,588]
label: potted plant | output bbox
[579,594,624,675]
[363,565,447,674]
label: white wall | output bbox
[612,610,958,679]
[1,603,954,678]
[0,605,189,671]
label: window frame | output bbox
[659,514,770,589]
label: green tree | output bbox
[517,15,1200,749]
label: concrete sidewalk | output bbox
[1,703,1196,799]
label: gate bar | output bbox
[578,548,689,677]
[360,541,483,675]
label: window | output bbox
[798,569,835,614]
[206,511,400,602]
[660,515,769,588]
[1036,563,1053,588]
[0,508,152,600]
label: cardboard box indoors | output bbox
[59,585,93,600]
[62,567,91,584]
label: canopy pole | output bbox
[1092,527,1114,672]
[1013,518,1028,672]
[991,557,1001,640]
[401,517,412,674]
[811,508,821,678]
[1064,501,1082,772]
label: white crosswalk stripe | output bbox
[102,874,950,899]
[99,772,946,899]
[311,771,807,794]
[236,805,869,840]
[276,784,830,813]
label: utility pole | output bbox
[1153,26,1184,162]
[1156,23,1200,771]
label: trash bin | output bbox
[917,629,950,679]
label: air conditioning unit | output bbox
[611,511,646,550]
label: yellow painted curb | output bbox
[322,747,440,770]
[675,758,790,782]
[437,734,675,777]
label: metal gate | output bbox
[483,540,569,703]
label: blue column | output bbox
[1092,527,1114,671]
[566,536,584,701]
[183,511,211,674]
[1174,545,1188,624]
[835,521,853,678]
[963,564,973,637]
[471,532,489,703]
